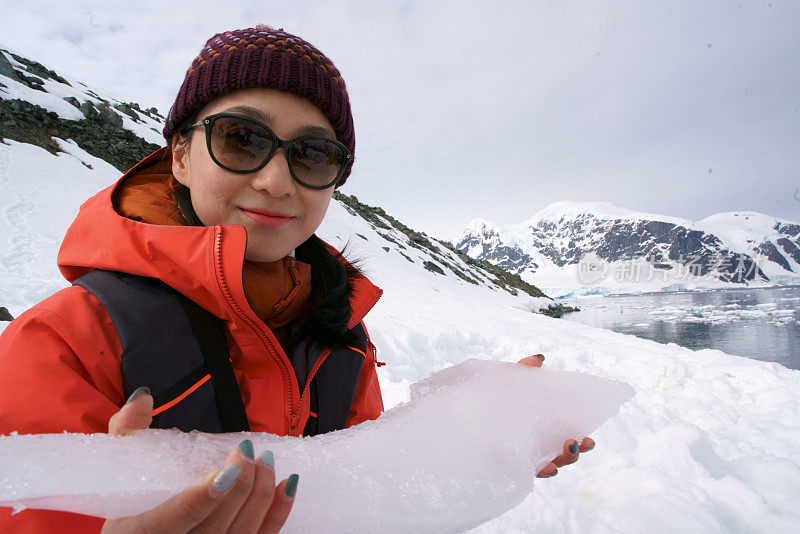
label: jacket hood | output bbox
[57,147,382,329]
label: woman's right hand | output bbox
[101,388,298,533]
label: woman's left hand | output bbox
[517,354,596,478]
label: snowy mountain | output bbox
[457,201,800,295]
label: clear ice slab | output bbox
[0,359,635,532]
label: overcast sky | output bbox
[1,0,798,242]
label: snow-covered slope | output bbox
[458,201,800,296]
[2,50,800,533]
[697,211,800,283]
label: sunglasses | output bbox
[185,112,351,190]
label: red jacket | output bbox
[0,148,385,532]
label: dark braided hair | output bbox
[169,154,364,350]
[291,234,364,350]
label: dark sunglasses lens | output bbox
[209,117,273,171]
[289,138,344,187]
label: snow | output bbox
[0,140,119,316]
[523,200,694,227]
[1,96,800,532]
[0,360,634,531]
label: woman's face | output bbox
[172,87,337,262]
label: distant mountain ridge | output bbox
[0,47,572,317]
[457,201,800,290]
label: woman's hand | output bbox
[101,388,298,533]
[517,355,597,479]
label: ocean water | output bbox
[560,285,800,371]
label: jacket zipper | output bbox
[213,227,299,435]
[296,347,332,434]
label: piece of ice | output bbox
[0,359,634,533]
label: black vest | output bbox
[74,269,367,436]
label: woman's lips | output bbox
[238,207,295,227]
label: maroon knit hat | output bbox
[163,24,355,187]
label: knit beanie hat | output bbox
[163,24,355,187]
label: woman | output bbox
[0,25,594,533]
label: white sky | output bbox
[1,0,798,242]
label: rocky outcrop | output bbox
[0,48,163,172]
[334,192,548,299]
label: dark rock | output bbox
[0,307,13,321]
[776,238,800,268]
[114,103,141,122]
[539,303,580,318]
[80,101,98,119]
[399,251,415,264]
[6,50,70,85]
[423,261,445,275]
[63,96,81,108]
[0,50,16,80]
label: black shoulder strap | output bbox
[173,291,250,432]
[74,269,249,432]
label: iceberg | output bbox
[0,359,634,533]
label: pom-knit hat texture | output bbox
[163,25,355,186]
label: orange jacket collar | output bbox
[57,147,382,329]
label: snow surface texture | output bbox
[0,360,634,532]
[2,108,800,533]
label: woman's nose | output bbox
[250,148,296,197]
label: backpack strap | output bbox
[74,269,249,433]
[172,291,249,432]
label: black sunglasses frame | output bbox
[185,112,351,190]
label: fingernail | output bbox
[535,354,545,362]
[238,439,254,459]
[285,473,299,497]
[213,464,242,493]
[569,442,578,454]
[587,444,595,451]
[125,386,150,404]
[259,450,274,468]
[548,472,557,478]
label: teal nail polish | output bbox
[536,354,545,362]
[238,439,254,459]
[285,474,299,497]
[214,464,241,493]
[259,450,274,468]
[569,442,578,454]
[125,386,150,404]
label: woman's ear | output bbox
[171,136,191,187]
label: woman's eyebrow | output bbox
[222,105,336,138]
